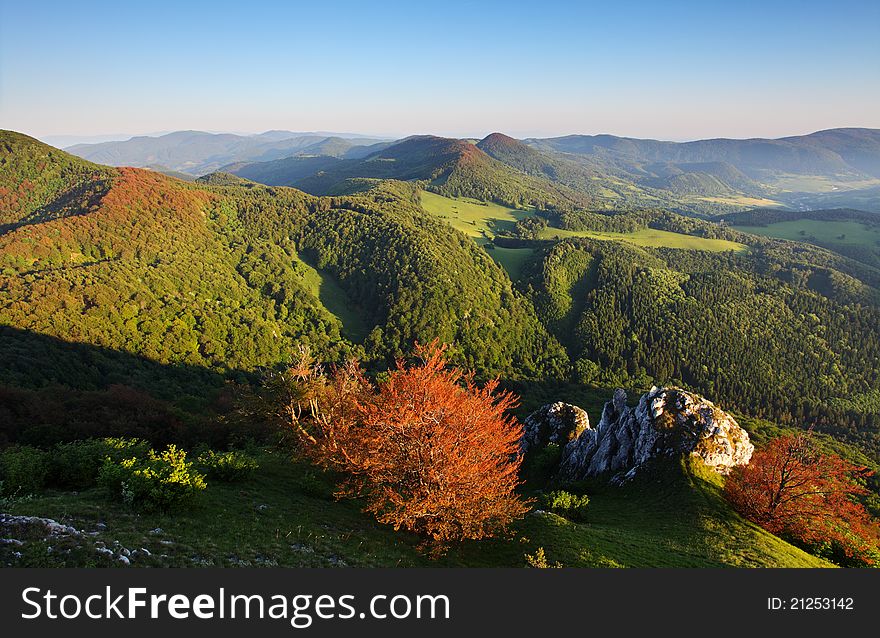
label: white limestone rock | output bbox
[521,401,590,453]
[550,386,753,482]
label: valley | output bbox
[2,127,880,568]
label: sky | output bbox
[1,0,879,142]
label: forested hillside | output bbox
[2,130,880,464]
[0,132,567,444]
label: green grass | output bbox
[419,190,538,279]
[537,226,748,252]
[293,252,370,342]
[4,451,829,568]
[419,190,534,240]
[419,190,746,278]
[485,246,535,281]
[766,174,880,194]
[734,219,880,248]
[696,195,783,208]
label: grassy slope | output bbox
[5,451,828,568]
[536,226,748,252]
[418,190,747,280]
[734,219,880,248]
[697,194,783,207]
[419,190,536,279]
[291,252,369,342]
[418,190,532,240]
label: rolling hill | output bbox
[65,130,389,175]
[4,130,880,461]
[65,128,880,216]
[3,129,880,568]
[526,128,880,178]
[229,135,596,210]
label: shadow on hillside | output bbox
[0,326,258,447]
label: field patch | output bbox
[733,219,880,248]
[697,195,783,207]
[293,252,370,342]
[485,246,535,281]
[419,190,535,240]
[536,226,748,252]
[419,190,538,278]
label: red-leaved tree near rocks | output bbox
[725,432,878,565]
[282,341,530,544]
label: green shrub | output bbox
[196,449,259,482]
[100,437,152,462]
[0,446,50,496]
[542,489,590,521]
[98,444,206,512]
[51,438,152,489]
[524,547,562,568]
[523,443,563,486]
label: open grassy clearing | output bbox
[765,174,880,194]
[420,190,747,277]
[419,190,537,278]
[292,252,370,342]
[536,226,748,252]
[697,195,783,207]
[733,219,880,248]
[419,190,534,239]
[485,246,535,281]
[3,451,828,568]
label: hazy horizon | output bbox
[27,124,880,151]
[2,0,879,141]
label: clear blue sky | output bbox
[1,0,878,141]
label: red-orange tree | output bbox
[725,433,877,564]
[289,341,530,543]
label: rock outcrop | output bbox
[523,387,753,482]
[521,402,590,453]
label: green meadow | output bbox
[293,252,370,342]
[419,190,533,239]
[419,190,536,278]
[4,451,828,568]
[419,191,747,281]
[733,219,880,248]
[537,226,748,252]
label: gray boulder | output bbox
[521,402,590,453]
[526,387,753,482]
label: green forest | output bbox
[2,129,880,568]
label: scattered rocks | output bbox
[0,538,24,546]
[0,514,82,538]
[1,513,150,567]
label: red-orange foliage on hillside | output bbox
[725,432,878,564]
[279,341,530,543]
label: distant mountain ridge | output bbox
[525,128,880,178]
[66,130,391,175]
[64,127,880,214]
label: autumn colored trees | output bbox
[725,433,878,565]
[268,341,530,543]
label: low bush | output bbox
[196,449,258,482]
[0,446,50,496]
[542,489,590,521]
[523,443,562,486]
[51,438,152,489]
[98,444,206,512]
